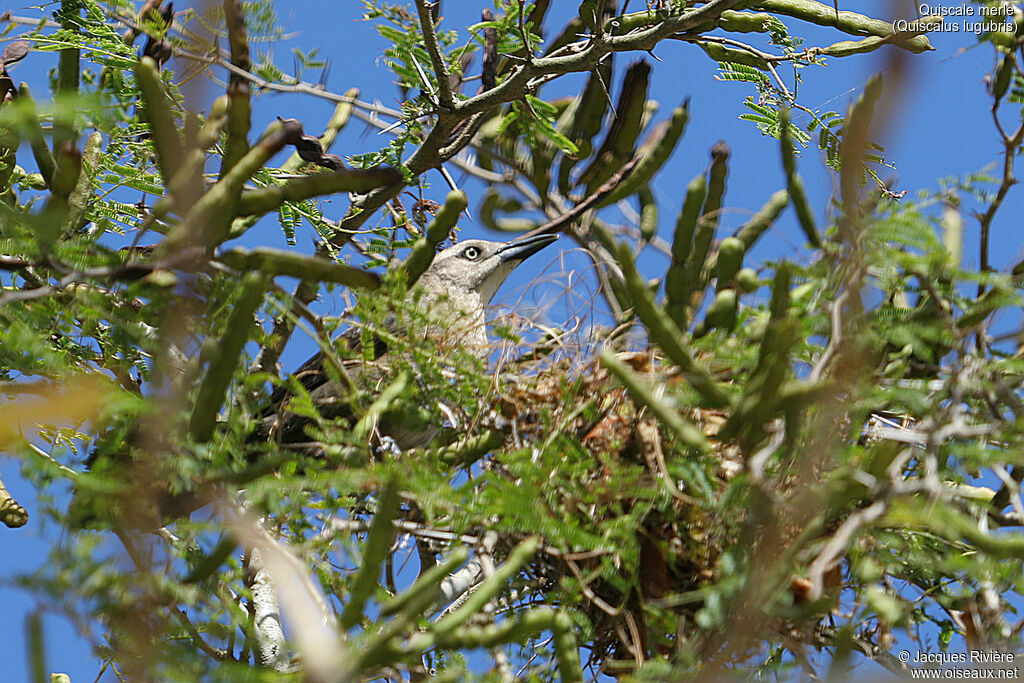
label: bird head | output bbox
[413,233,557,346]
[418,233,557,306]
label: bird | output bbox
[71,232,557,527]
[255,232,559,452]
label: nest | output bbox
[478,351,741,669]
[447,345,864,673]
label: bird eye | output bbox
[462,246,481,260]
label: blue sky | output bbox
[2,1,1021,680]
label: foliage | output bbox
[3,0,1024,682]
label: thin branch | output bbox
[674,34,794,98]
[976,104,1024,294]
[518,156,641,240]
[414,0,454,108]
[517,0,534,64]
[566,558,622,617]
[108,9,405,120]
[808,287,849,383]
[173,608,233,662]
[336,0,747,236]
[806,500,887,600]
[478,531,514,681]
[0,10,60,28]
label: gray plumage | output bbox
[70,234,558,528]
[258,233,557,450]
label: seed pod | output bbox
[683,215,716,302]
[475,112,507,172]
[690,10,776,34]
[403,190,467,284]
[736,189,789,251]
[51,140,81,205]
[789,282,815,307]
[597,100,690,207]
[578,0,598,31]
[638,187,658,242]
[883,355,910,380]
[577,61,651,193]
[720,316,798,447]
[189,271,268,443]
[769,261,792,321]
[665,172,707,327]
[698,288,738,336]
[64,131,102,231]
[993,53,1013,101]
[777,379,835,405]
[718,10,775,33]
[736,267,760,293]
[779,108,821,247]
[715,237,745,291]
[557,57,613,193]
[702,142,729,227]
[678,144,729,307]
[196,95,230,150]
[16,84,57,190]
[989,26,1017,51]
[787,174,818,246]
[528,0,552,38]
[820,36,887,58]
[840,74,883,212]
[697,42,768,70]
[135,57,186,186]
[480,189,525,232]
[487,218,538,232]
[217,248,380,289]
[0,122,18,194]
[613,240,730,407]
[600,349,711,452]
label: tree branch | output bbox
[336,0,746,235]
[414,0,454,109]
[246,548,289,671]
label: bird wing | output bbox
[263,320,391,417]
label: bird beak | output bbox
[495,233,558,263]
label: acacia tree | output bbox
[3,0,1023,680]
